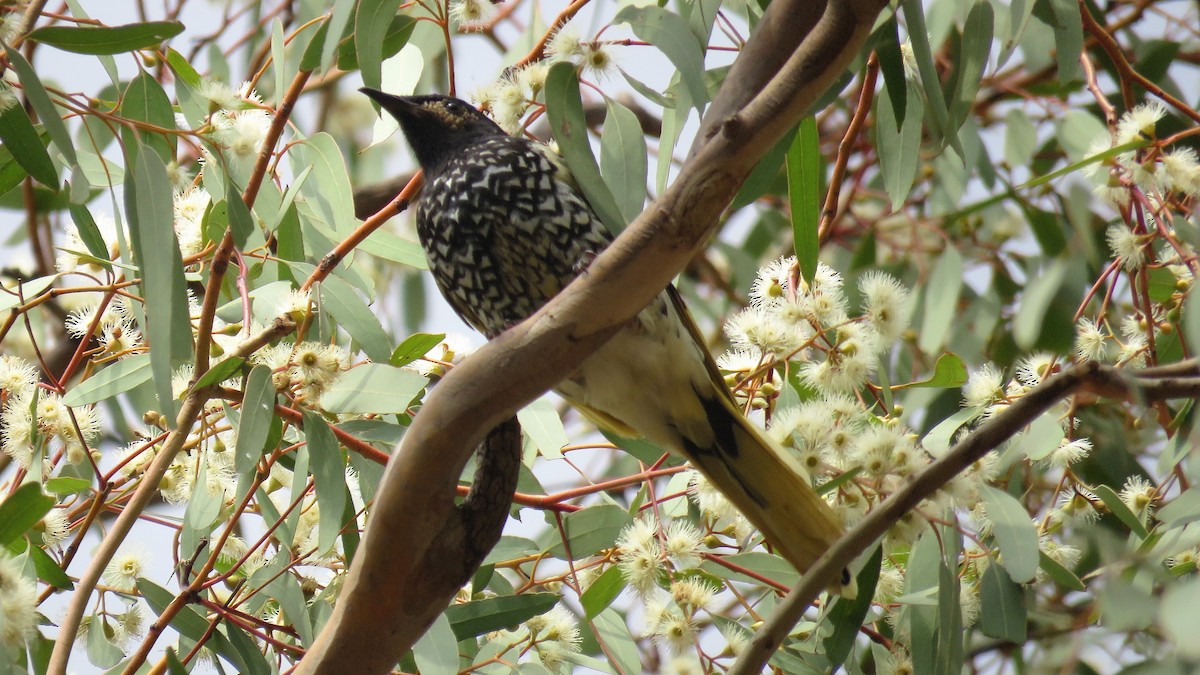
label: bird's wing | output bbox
[665,283,738,406]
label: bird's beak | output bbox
[360,87,427,124]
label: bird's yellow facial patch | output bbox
[421,99,473,129]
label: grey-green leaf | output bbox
[786,116,821,284]
[544,63,626,234]
[355,0,404,91]
[5,46,76,166]
[877,79,924,211]
[319,364,427,415]
[947,2,994,136]
[319,276,393,363]
[62,354,153,407]
[918,246,963,354]
[126,146,193,414]
[235,366,276,486]
[304,411,347,555]
[613,6,707,112]
[981,485,1039,583]
[0,98,59,188]
[29,21,184,55]
[599,97,648,223]
[412,612,459,674]
[1013,258,1067,349]
[979,563,1027,642]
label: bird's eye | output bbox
[443,100,463,114]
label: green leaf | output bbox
[62,353,153,407]
[581,566,626,620]
[223,623,272,675]
[292,133,357,236]
[1013,258,1067,349]
[918,246,964,354]
[1018,411,1065,461]
[999,0,1038,68]
[24,541,73,589]
[906,532,941,674]
[192,356,246,391]
[121,72,177,164]
[390,332,446,367]
[304,411,347,555]
[613,6,707,111]
[1055,110,1109,162]
[481,536,539,566]
[44,476,92,496]
[444,593,558,640]
[183,461,223,531]
[0,275,58,313]
[599,97,648,224]
[979,563,1027,642]
[358,229,428,269]
[224,179,255,248]
[786,117,821,285]
[824,546,883,668]
[518,397,569,460]
[412,612,459,674]
[1044,0,1083,82]
[1022,205,1068,257]
[319,276,393,363]
[876,15,907,127]
[1161,577,1200,654]
[935,558,965,675]
[900,0,956,152]
[1159,486,1200,527]
[29,21,185,54]
[700,551,799,588]
[543,63,626,234]
[235,366,276,485]
[877,78,924,211]
[354,0,404,91]
[1093,484,1150,539]
[5,46,76,166]
[0,143,29,196]
[258,554,315,645]
[87,613,125,668]
[67,204,112,262]
[591,607,642,675]
[321,0,357,73]
[981,485,1039,583]
[545,504,632,559]
[0,483,55,546]
[0,98,59,188]
[946,1,994,136]
[319,363,427,414]
[338,15,416,71]
[127,145,193,416]
[299,21,331,72]
[164,48,201,88]
[1004,108,1038,169]
[896,353,968,389]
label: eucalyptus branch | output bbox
[728,360,1194,674]
[294,1,888,672]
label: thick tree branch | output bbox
[296,1,888,673]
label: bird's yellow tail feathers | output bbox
[681,389,856,597]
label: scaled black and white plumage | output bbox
[363,89,852,594]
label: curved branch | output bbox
[296,1,889,672]
[728,360,1192,674]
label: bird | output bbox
[362,89,854,596]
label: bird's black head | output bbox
[360,89,505,174]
